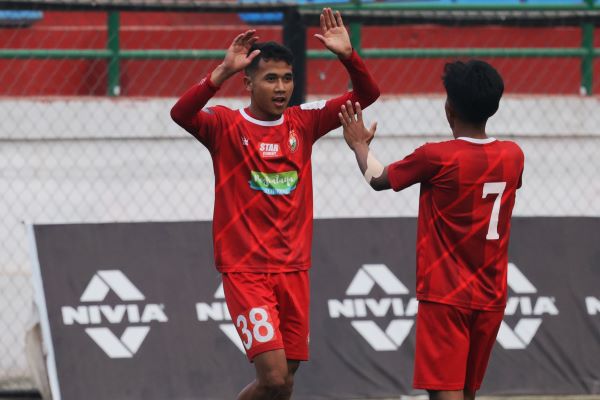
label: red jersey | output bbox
[171,51,379,273]
[388,137,524,311]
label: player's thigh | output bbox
[413,301,471,391]
[274,271,310,361]
[222,272,284,360]
[464,309,504,391]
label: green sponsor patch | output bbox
[249,170,298,195]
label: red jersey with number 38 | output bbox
[170,51,379,274]
[387,137,524,311]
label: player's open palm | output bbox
[339,100,377,149]
[222,30,261,75]
[314,8,352,59]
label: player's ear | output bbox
[243,74,253,92]
[444,98,454,130]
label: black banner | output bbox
[30,218,600,400]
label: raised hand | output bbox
[314,8,352,59]
[211,30,261,86]
[339,100,377,149]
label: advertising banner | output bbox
[29,218,600,399]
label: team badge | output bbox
[241,135,249,146]
[288,130,299,153]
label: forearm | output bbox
[352,143,390,191]
[341,50,380,107]
[353,142,370,176]
[210,63,236,87]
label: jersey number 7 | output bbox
[482,182,507,240]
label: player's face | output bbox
[245,59,294,119]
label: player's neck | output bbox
[246,104,283,122]
[452,120,488,140]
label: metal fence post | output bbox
[283,7,306,106]
[107,10,120,97]
[580,0,595,95]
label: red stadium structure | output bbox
[0,11,599,97]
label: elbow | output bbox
[361,85,381,108]
[170,105,182,125]
[371,85,381,103]
[170,106,193,134]
[370,178,390,192]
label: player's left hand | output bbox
[314,8,353,59]
[339,100,377,149]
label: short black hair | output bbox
[245,41,294,75]
[442,60,504,124]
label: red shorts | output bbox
[222,271,310,362]
[413,301,503,391]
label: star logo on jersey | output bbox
[327,264,417,351]
[288,129,298,153]
[259,142,283,159]
[496,263,559,350]
[61,270,168,359]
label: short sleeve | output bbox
[387,145,440,191]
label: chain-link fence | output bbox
[1,1,599,392]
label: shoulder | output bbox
[204,105,235,115]
[417,140,456,156]
[285,101,327,128]
[299,99,328,111]
[496,139,525,159]
[497,139,523,151]
[201,106,241,125]
[286,99,328,116]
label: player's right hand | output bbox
[339,100,377,150]
[211,30,261,85]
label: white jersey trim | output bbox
[239,108,284,127]
[457,137,497,144]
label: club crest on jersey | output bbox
[241,135,249,146]
[259,142,282,159]
[288,130,299,153]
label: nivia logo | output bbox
[328,264,417,351]
[61,270,168,358]
[195,284,245,353]
[586,296,600,315]
[496,263,558,350]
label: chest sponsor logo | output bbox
[259,142,282,158]
[249,170,298,195]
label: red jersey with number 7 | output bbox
[387,137,524,311]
